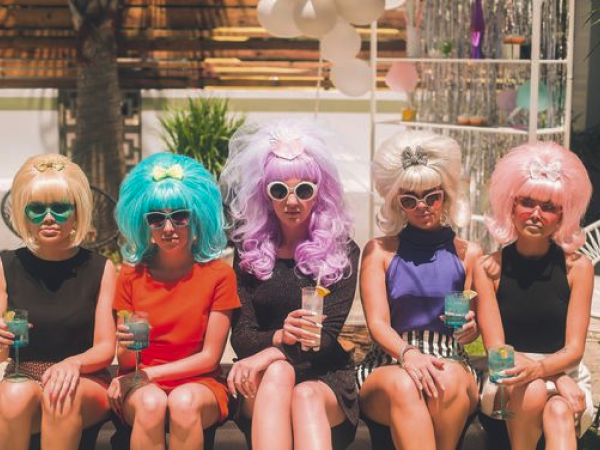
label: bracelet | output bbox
[397,344,419,369]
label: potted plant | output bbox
[159,96,246,179]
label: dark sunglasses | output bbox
[144,209,192,230]
[398,190,444,211]
[266,181,318,202]
[25,202,74,224]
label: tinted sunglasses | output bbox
[398,190,444,211]
[514,197,561,215]
[144,209,192,230]
[25,202,74,224]
[266,181,318,202]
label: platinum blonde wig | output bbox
[11,154,93,249]
[373,130,467,235]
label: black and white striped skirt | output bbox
[355,330,473,389]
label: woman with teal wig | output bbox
[108,153,240,449]
[116,152,227,263]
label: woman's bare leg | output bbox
[506,379,547,450]
[123,383,168,450]
[41,378,110,450]
[427,362,478,450]
[291,380,345,450]
[543,396,577,450]
[249,360,295,450]
[360,365,436,450]
[0,380,42,450]
[168,383,220,450]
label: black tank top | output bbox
[497,243,570,353]
[1,248,106,362]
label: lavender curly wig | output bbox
[220,119,354,287]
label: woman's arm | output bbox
[360,238,404,358]
[506,253,594,384]
[144,309,233,381]
[279,242,360,363]
[0,258,8,361]
[63,259,117,373]
[230,251,284,359]
[474,252,505,350]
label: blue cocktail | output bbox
[125,312,150,381]
[3,309,29,382]
[488,344,515,419]
[444,292,471,359]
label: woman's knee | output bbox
[292,383,321,407]
[132,389,168,423]
[0,382,40,420]
[515,379,548,414]
[543,397,574,428]
[168,387,204,418]
[261,361,295,390]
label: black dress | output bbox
[1,247,110,384]
[231,240,360,426]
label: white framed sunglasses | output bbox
[398,190,444,211]
[266,181,318,202]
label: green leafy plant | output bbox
[159,97,246,178]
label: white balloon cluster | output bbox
[257,0,403,97]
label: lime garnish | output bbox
[117,310,132,319]
[464,290,477,300]
[316,286,331,297]
[2,311,15,322]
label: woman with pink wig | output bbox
[476,141,594,448]
[220,119,360,450]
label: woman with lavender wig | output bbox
[220,119,360,450]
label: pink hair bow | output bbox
[269,128,305,160]
[529,160,561,182]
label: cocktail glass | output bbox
[444,292,471,359]
[125,312,150,381]
[3,309,29,382]
[488,344,515,420]
[301,287,324,352]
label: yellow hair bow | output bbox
[34,160,65,172]
[152,164,184,181]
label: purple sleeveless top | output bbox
[386,225,465,335]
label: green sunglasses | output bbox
[24,202,75,225]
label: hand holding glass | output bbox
[124,312,149,381]
[444,292,470,359]
[301,287,324,352]
[488,344,515,420]
[3,309,29,382]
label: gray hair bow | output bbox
[401,146,428,169]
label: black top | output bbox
[497,243,570,353]
[231,240,360,425]
[1,248,107,362]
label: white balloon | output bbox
[293,0,337,38]
[334,0,385,26]
[330,59,373,97]
[320,18,362,62]
[257,0,302,38]
[385,0,405,10]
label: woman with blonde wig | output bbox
[0,154,116,450]
[356,130,480,450]
[476,141,594,449]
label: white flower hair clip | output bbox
[269,128,305,160]
[529,160,561,182]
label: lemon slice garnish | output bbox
[2,311,15,322]
[463,290,477,300]
[117,310,132,319]
[316,286,331,297]
[499,348,508,359]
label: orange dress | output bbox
[113,259,240,421]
